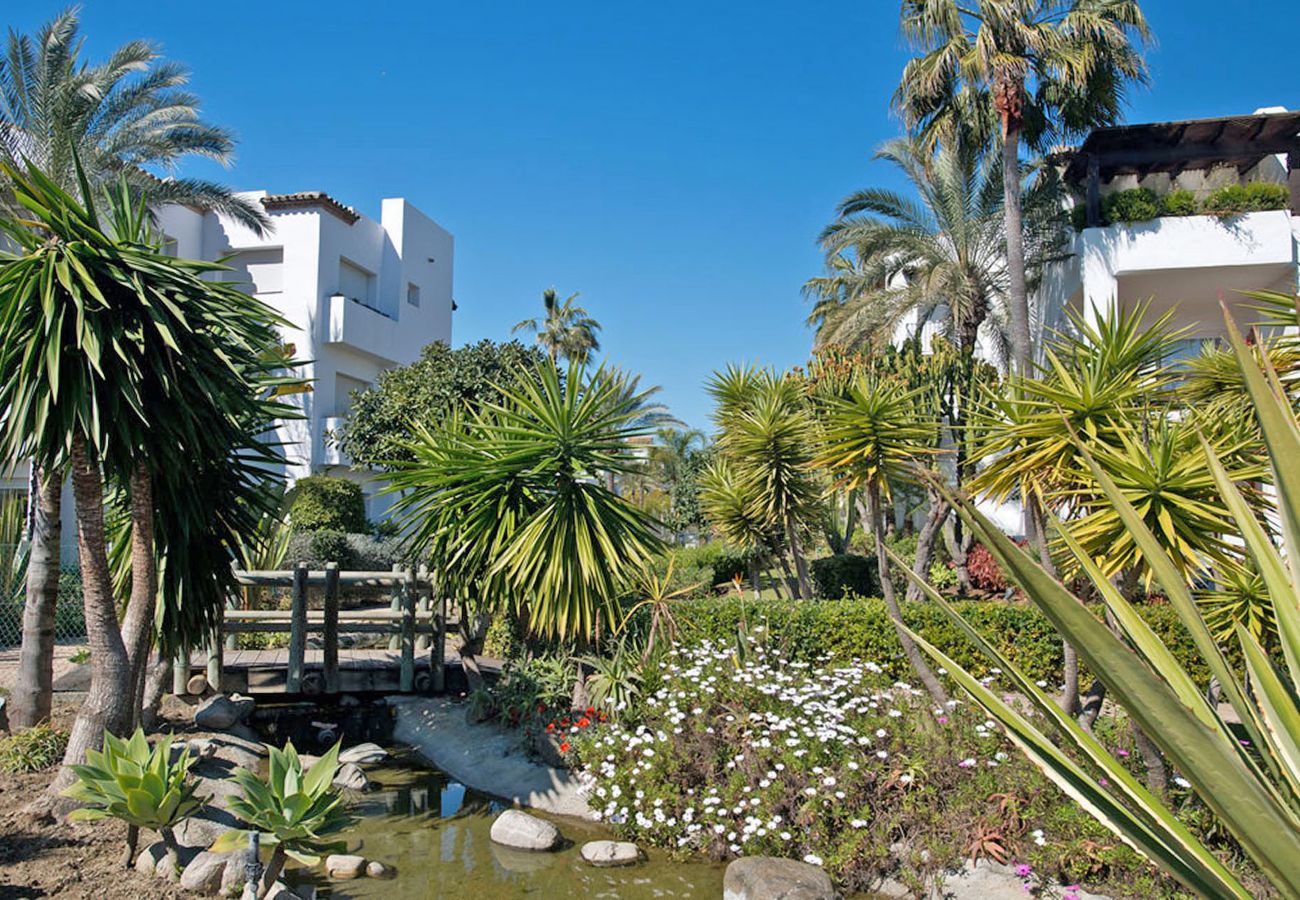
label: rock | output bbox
[225,722,261,742]
[265,883,313,900]
[186,738,220,761]
[936,859,1112,900]
[339,742,387,765]
[489,809,562,851]
[723,857,836,900]
[579,840,640,867]
[195,693,255,730]
[187,673,210,695]
[324,853,367,880]
[136,841,180,878]
[181,850,232,892]
[365,860,389,878]
[333,762,372,791]
[221,857,248,895]
[174,806,241,849]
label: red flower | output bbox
[560,718,571,727]
[546,723,555,733]
[577,717,591,728]
[559,742,571,753]
[586,707,596,716]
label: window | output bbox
[407,282,421,307]
[338,258,375,305]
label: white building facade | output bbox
[1,190,454,555]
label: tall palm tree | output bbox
[513,287,602,364]
[895,0,1150,376]
[807,137,1069,360]
[0,8,269,730]
[0,164,289,795]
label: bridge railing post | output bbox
[323,562,340,694]
[433,589,446,694]
[399,566,416,692]
[172,643,191,696]
[287,561,308,693]
[387,564,402,651]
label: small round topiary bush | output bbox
[1101,187,1161,224]
[286,475,368,533]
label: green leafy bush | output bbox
[1160,189,1198,216]
[1201,181,1289,215]
[0,722,68,772]
[671,595,1215,687]
[810,553,879,599]
[63,729,203,867]
[1102,187,1162,224]
[282,530,403,570]
[927,559,958,590]
[286,475,368,534]
[212,741,355,893]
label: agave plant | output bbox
[62,729,203,869]
[211,741,355,897]
[899,309,1300,897]
[581,638,645,719]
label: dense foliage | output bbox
[285,475,368,534]
[0,723,69,773]
[336,339,547,468]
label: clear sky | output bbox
[15,1,1298,429]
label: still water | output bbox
[291,749,727,899]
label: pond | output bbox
[288,748,728,899]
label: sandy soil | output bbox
[0,700,190,900]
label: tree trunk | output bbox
[120,464,157,730]
[140,650,172,731]
[774,553,796,601]
[10,467,62,729]
[868,483,948,706]
[907,489,949,602]
[47,434,134,798]
[943,518,974,595]
[784,513,811,599]
[1001,116,1032,377]
[1025,497,1079,715]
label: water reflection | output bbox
[295,750,726,899]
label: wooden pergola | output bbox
[1056,110,1300,227]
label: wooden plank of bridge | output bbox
[400,566,416,692]
[323,562,340,694]
[286,561,308,692]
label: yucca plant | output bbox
[581,638,645,719]
[62,729,203,869]
[616,555,702,658]
[899,308,1300,897]
[210,740,354,898]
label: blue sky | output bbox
[16,1,1298,428]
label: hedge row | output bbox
[672,596,1219,687]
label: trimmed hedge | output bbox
[286,475,368,534]
[810,553,879,599]
[673,596,1216,687]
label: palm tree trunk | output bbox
[868,483,947,705]
[784,513,811,599]
[907,489,949,602]
[1025,495,1079,714]
[1001,119,1032,377]
[119,464,157,729]
[47,434,134,798]
[10,467,62,729]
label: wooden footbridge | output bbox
[176,563,456,697]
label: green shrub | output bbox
[284,529,351,568]
[1201,181,1289,215]
[286,475,368,533]
[1102,187,1161,224]
[1160,189,1198,216]
[1070,203,1089,231]
[927,559,958,590]
[672,595,1214,687]
[810,553,879,599]
[0,723,68,773]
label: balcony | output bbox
[321,293,399,365]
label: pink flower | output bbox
[1115,748,1130,758]
[1014,863,1033,878]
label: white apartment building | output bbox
[2,189,455,555]
[1044,106,1300,351]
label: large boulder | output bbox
[136,841,183,879]
[339,742,387,765]
[181,850,233,892]
[489,809,562,851]
[195,693,255,730]
[324,853,367,880]
[723,857,837,900]
[579,840,640,867]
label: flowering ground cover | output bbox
[566,634,1200,898]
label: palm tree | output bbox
[807,137,1069,360]
[512,287,602,364]
[0,164,289,796]
[0,8,268,730]
[895,0,1150,376]
[707,367,820,599]
[814,374,948,704]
